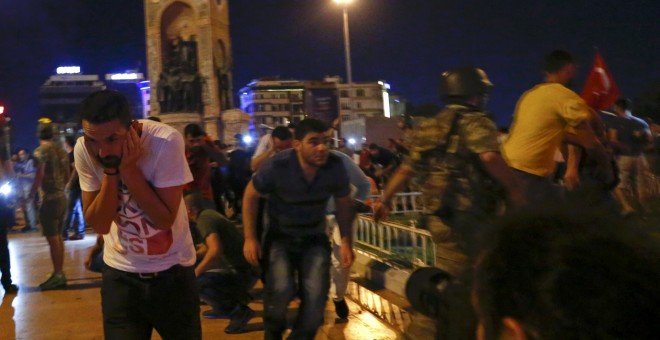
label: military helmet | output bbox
[439,67,493,101]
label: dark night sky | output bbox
[1,0,659,150]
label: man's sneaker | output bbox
[2,283,19,294]
[39,274,66,291]
[334,299,349,319]
[224,305,255,334]
[202,308,233,319]
[69,234,84,241]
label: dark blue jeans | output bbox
[62,186,85,236]
[263,233,331,340]
[101,264,201,340]
[196,268,257,313]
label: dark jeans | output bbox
[101,264,201,340]
[0,205,13,287]
[514,169,562,207]
[196,268,257,312]
[263,232,331,340]
[62,186,85,237]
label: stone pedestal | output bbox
[220,108,251,145]
[158,113,203,135]
[144,0,234,140]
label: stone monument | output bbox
[144,0,235,140]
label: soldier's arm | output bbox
[373,165,415,221]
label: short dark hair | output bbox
[64,136,76,148]
[614,97,632,111]
[184,191,206,212]
[294,118,327,140]
[543,49,575,73]
[37,122,54,140]
[368,143,379,150]
[474,208,660,339]
[80,90,132,127]
[272,126,292,140]
[184,123,206,138]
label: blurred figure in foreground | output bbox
[473,208,660,340]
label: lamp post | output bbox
[334,0,354,130]
[334,0,354,85]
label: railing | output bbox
[367,192,425,215]
[354,214,435,267]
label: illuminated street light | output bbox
[334,0,354,85]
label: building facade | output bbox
[239,76,405,128]
[239,79,306,127]
[39,68,106,135]
[39,68,151,137]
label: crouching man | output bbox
[243,118,356,339]
[185,192,258,334]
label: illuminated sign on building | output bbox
[56,66,81,75]
[106,73,144,81]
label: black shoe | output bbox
[69,234,84,240]
[2,283,19,294]
[224,305,255,334]
[334,299,349,319]
[202,309,232,319]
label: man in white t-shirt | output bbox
[76,90,200,339]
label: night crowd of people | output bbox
[0,49,659,339]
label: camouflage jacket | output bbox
[403,104,502,216]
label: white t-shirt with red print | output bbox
[75,119,195,273]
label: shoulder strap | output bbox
[437,107,467,156]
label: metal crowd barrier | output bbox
[367,191,425,215]
[354,214,436,267]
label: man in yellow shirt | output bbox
[503,50,612,205]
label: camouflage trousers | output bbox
[401,212,488,340]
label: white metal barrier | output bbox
[367,192,425,215]
[354,214,435,267]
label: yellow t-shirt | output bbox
[503,83,590,177]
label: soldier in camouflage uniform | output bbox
[374,67,523,339]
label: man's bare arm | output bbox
[563,145,581,191]
[242,181,263,266]
[120,167,184,230]
[28,163,44,198]
[81,174,121,234]
[250,146,274,172]
[195,233,222,277]
[334,194,355,268]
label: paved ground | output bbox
[0,230,398,340]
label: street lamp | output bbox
[334,0,354,85]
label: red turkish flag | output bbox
[581,51,620,110]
